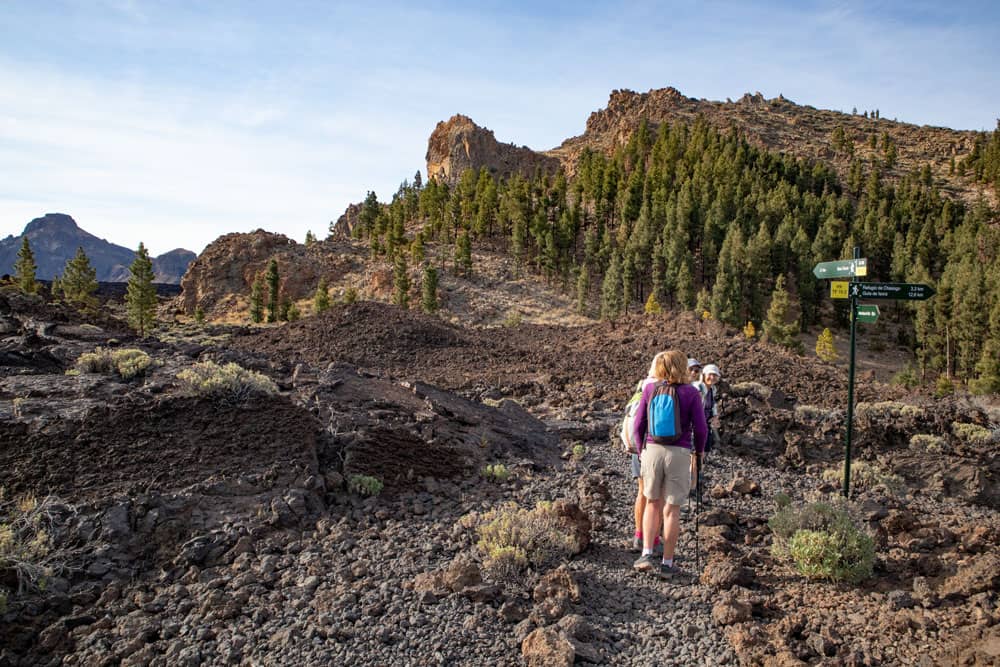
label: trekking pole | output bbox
[695,452,702,577]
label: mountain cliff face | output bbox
[425,114,560,184]
[0,213,195,284]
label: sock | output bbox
[642,548,653,556]
[634,530,643,539]
[662,558,673,567]
[653,535,662,546]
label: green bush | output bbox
[730,382,771,400]
[769,499,874,583]
[890,363,920,389]
[935,375,955,398]
[176,361,277,403]
[909,434,945,453]
[347,474,383,497]
[480,464,510,483]
[571,444,587,460]
[76,348,153,380]
[476,502,580,579]
[952,422,991,445]
[0,492,58,597]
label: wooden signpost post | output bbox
[813,248,935,497]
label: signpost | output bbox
[855,304,879,324]
[812,250,934,498]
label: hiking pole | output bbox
[695,452,702,577]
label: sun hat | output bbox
[702,364,722,379]
[687,358,702,369]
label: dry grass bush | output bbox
[176,361,277,403]
[730,381,772,400]
[821,460,903,494]
[480,464,510,483]
[909,434,945,453]
[769,497,874,584]
[951,422,991,445]
[75,347,153,380]
[794,404,836,422]
[0,489,81,600]
[475,501,580,583]
[855,401,925,420]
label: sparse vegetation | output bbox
[0,490,77,598]
[935,375,955,398]
[890,363,920,389]
[855,401,925,420]
[347,474,383,497]
[342,287,358,304]
[821,460,903,494]
[910,434,945,453]
[503,311,522,327]
[951,422,990,445]
[480,464,510,483]
[75,348,153,380]
[794,404,835,422]
[176,361,277,402]
[475,501,580,581]
[769,499,874,583]
[571,443,586,460]
[730,381,772,400]
[815,328,837,362]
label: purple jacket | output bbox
[632,381,707,456]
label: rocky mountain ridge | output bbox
[426,87,995,206]
[0,213,196,284]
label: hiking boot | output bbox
[658,563,679,580]
[630,536,642,552]
[633,554,658,572]
[653,540,664,555]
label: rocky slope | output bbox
[425,87,994,206]
[0,213,195,284]
[1,289,997,666]
[426,115,560,184]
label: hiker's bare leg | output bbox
[662,503,681,560]
[642,498,665,550]
[634,479,646,534]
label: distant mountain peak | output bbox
[24,212,80,235]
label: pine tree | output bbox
[14,237,37,294]
[455,230,473,276]
[643,292,661,314]
[695,288,711,318]
[194,306,205,323]
[265,259,280,323]
[410,235,425,264]
[575,264,590,315]
[815,328,838,362]
[126,242,157,337]
[314,276,331,314]
[743,321,756,339]
[60,247,98,308]
[421,263,439,313]
[286,302,301,322]
[710,226,744,325]
[393,254,410,309]
[971,298,1000,394]
[305,230,317,246]
[762,275,802,352]
[601,251,623,324]
[675,261,694,310]
[250,276,265,323]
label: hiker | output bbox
[694,364,722,455]
[632,350,708,578]
[687,358,702,383]
[621,352,666,553]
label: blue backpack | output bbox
[647,382,684,445]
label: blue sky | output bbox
[1,0,998,255]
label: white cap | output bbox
[687,358,702,369]
[703,364,722,378]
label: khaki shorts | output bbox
[640,444,692,505]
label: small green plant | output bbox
[890,363,920,389]
[481,464,510,483]
[503,311,522,327]
[774,492,792,509]
[347,474,383,497]
[821,461,902,494]
[952,422,991,445]
[935,375,955,398]
[794,405,834,422]
[75,348,153,380]
[909,434,945,453]
[194,306,205,324]
[769,498,874,583]
[176,361,277,403]
[476,502,580,580]
[64,369,80,377]
[855,401,924,420]
[571,444,586,460]
[342,287,358,304]
[0,491,63,596]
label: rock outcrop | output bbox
[426,115,559,184]
[0,213,195,284]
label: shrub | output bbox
[75,348,153,380]
[935,375,954,398]
[0,492,63,596]
[952,422,991,445]
[821,461,903,494]
[342,287,358,304]
[815,328,838,362]
[769,499,874,583]
[855,401,924,420]
[503,311,522,327]
[730,382,771,400]
[743,321,756,339]
[347,474,383,497]
[891,363,920,389]
[909,434,945,453]
[774,492,792,509]
[476,502,580,579]
[795,405,835,422]
[572,444,586,460]
[481,464,510,483]
[176,361,277,403]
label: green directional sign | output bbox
[849,282,935,300]
[813,258,867,279]
[855,304,879,323]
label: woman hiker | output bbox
[622,352,666,553]
[631,350,708,578]
[693,363,722,494]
